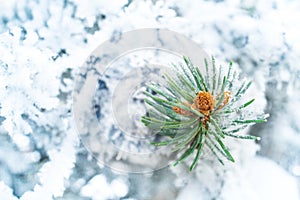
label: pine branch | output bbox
[142,56,269,170]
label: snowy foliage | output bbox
[0,0,299,199]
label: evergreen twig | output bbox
[142,56,269,170]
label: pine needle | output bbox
[142,55,268,170]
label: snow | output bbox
[245,157,299,200]
[80,175,128,200]
[0,0,299,199]
[176,156,300,200]
[0,182,18,200]
[110,178,128,198]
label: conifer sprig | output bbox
[142,56,268,171]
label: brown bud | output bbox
[173,102,193,116]
[192,91,215,116]
[217,91,231,109]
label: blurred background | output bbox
[0,0,299,199]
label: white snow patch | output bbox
[177,156,299,200]
[0,182,18,200]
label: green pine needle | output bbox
[142,56,269,171]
